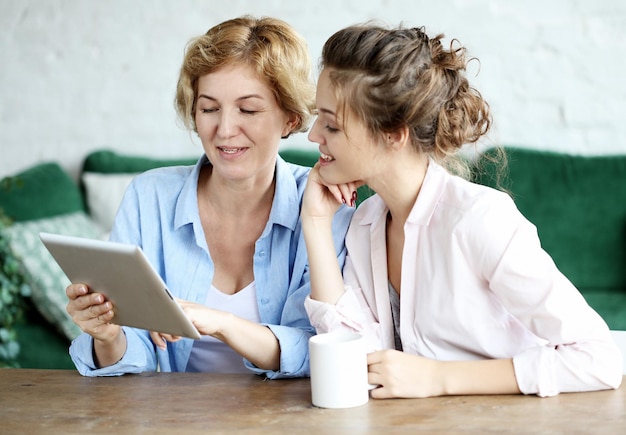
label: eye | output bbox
[325,125,339,133]
[199,107,217,114]
[240,108,258,115]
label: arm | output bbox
[302,165,357,303]
[468,194,622,395]
[173,302,281,371]
[367,350,520,398]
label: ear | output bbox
[386,125,410,151]
[281,113,300,138]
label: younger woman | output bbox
[302,23,622,397]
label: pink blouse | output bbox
[305,161,622,396]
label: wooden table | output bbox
[1,369,624,434]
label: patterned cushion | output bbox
[3,212,101,340]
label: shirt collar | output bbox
[266,155,301,231]
[174,154,301,231]
[174,155,206,230]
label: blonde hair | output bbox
[175,16,315,137]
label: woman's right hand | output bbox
[302,164,360,221]
[66,283,121,343]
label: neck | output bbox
[368,152,429,226]
[199,166,275,216]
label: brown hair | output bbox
[175,15,315,137]
[321,23,495,178]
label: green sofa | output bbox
[474,147,626,330]
[0,148,322,369]
[1,146,624,370]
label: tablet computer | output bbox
[39,232,201,340]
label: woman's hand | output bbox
[149,331,182,350]
[302,164,361,221]
[66,283,126,367]
[149,299,230,349]
[367,349,442,399]
[150,298,281,370]
[367,350,520,398]
[66,283,121,342]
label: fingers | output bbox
[66,283,112,320]
[66,283,89,300]
[67,291,111,317]
[150,331,167,350]
[160,333,182,342]
[150,331,182,351]
[369,384,393,399]
[328,183,360,207]
[366,350,382,365]
[336,180,363,207]
[312,163,364,207]
[66,283,119,340]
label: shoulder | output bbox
[131,164,195,189]
[443,175,519,226]
[435,170,534,258]
[418,161,516,223]
[122,162,198,211]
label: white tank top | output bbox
[186,281,261,373]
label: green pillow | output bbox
[2,211,101,340]
[82,150,199,174]
[0,163,85,222]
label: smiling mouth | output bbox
[219,147,245,154]
[320,152,334,162]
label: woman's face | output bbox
[308,68,382,185]
[195,63,296,184]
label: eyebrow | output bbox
[318,108,337,117]
[197,94,265,102]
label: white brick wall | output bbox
[2,0,625,179]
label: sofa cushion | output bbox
[82,149,199,174]
[3,211,101,340]
[582,289,626,330]
[474,147,626,292]
[0,162,85,222]
[81,150,201,236]
[81,172,137,236]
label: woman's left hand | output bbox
[367,349,442,399]
[149,299,231,349]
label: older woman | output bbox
[66,16,353,378]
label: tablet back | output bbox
[39,232,201,339]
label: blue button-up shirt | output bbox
[69,155,353,378]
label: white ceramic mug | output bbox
[309,331,369,409]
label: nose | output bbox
[308,117,322,144]
[216,110,238,138]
